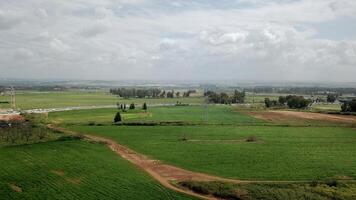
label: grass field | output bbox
[0,139,195,200]
[0,90,204,110]
[49,105,263,125]
[2,91,356,199]
[69,125,356,181]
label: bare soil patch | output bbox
[51,170,65,176]
[9,183,22,193]
[0,114,24,122]
[248,110,356,124]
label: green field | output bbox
[0,91,204,110]
[70,125,356,181]
[2,92,356,199]
[49,105,263,125]
[0,139,195,200]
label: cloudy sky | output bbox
[0,0,356,82]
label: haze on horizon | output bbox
[0,0,355,82]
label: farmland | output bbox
[0,90,204,110]
[1,90,356,199]
[0,139,195,200]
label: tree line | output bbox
[341,99,356,112]
[204,90,245,104]
[0,122,48,145]
[265,95,312,109]
[110,88,196,98]
[244,87,356,95]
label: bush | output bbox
[179,181,242,200]
[326,179,338,187]
[88,121,96,126]
[246,135,257,142]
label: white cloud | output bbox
[50,38,70,52]
[0,0,355,81]
[79,19,112,37]
[0,9,22,30]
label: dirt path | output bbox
[248,110,356,124]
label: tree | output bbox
[286,96,311,109]
[264,98,271,108]
[176,92,180,98]
[327,94,337,103]
[114,112,122,123]
[129,103,135,109]
[142,102,147,111]
[232,90,245,103]
[278,96,287,105]
[341,99,356,112]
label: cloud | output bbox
[50,38,71,52]
[0,0,355,81]
[78,20,112,37]
[13,48,35,60]
[0,9,22,30]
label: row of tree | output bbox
[265,95,312,109]
[110,88,196,99]
[244,87,356,95]
[0,123,48,144]
[116,102,147,111]
[204,90,245,104]
[341,99,356,112]
[114,102,148,123]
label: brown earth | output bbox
[0,114,24,122]
[248,110,356,124]
[9,184,22,193]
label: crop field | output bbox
[2,92,356,199]
[0,90,204,110]
[70,125,356,181]
[0,139,195,200]
[49,105,263,125]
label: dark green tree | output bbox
[114,112,122,123]
[129,103,135,109]
[264,98,271,108]
[143,102,147,111]
[278,96,287,105]
[327,94,337,103]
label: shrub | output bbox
[246,135,257,142]
[88,121,96,126]
[326,179,338,187]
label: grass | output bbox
[0,139,196,200]
[0,90,204,110]
[179,181,356,200]
[49,105,263,125]
[311,103,342,112]
[70,125,356,181]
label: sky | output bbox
[0,0,355,82]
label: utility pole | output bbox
[10,86,16,110]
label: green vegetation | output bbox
[70,125,356,181]
[49,105,262,125]
[0,140,195,200]
[0,90,204,110]
[2,89,356,199]
[179,181,356,200]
